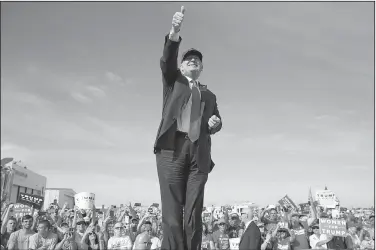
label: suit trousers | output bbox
[156,131,208,250]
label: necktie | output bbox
[188,81,201,142]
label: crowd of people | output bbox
[0,200,374,250]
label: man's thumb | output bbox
[181,6,185,14]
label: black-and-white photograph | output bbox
[1,1,374,250]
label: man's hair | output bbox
[269,208,277,213]
[8,217,17,223]
[60,222,69,227]
[144,221,152,226]
[22,215,33,222]
[38,220,51,229]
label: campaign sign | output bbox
[74,192,95,209]
[17,193,44,210]
[12,203,33,218]
[229,238,240,250]
[299,203,310,214]
[278,195,298,212]
[319,218,347,236]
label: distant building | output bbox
[44,188,76,210]
[3,161,47,204]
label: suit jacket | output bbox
[239,221,262,250]
[153,34,222,174]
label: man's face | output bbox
[131,220,138,228]
[38,224,49,237]
[269,209,277,220]
[76,222,86,233]
[229,215,239,226]
[143,224,152,236]
[114,223,124,237]
[22,218,33,230]
[291,215,299,222]
[218,222,226,232]
[180,55,203,78]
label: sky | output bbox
[1,1,374,208]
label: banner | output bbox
[229,238,240,250]
[299,203,310,214]
[74,192,95,210]
[315,190,338,208]
[12,203,33,218]
[17,192,44,210]
[278,195,298,212]
[319,218,347,236]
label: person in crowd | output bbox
[54,226,77,250]
[141,221,161,250]
[1,204,17,249]
[346,221,362,249]
[288,212,310,249]
[261,231,273,250]
[128,217,139,243]
[260,207,286,233]
[364,215,374,242]
[7,215,34,250]
[239,205,262,250]
[326,235,348,250]
[201,222,215,250]
[359,229,374,250]
[81,224,104,250]
[74,218,89,249]
[212,217,230,249]
[308,224,332,249]
[107,222,133,249]
[132,231,152,250]
[228,212,241,233]
[28,220,58,250]
[270,226,294,250]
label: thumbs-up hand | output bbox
[172,6,185,33]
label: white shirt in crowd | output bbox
[150,236,162,250]
[309,234,328,249]
[107,235,133,250]
[28,232,58,250]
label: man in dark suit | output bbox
[239,206,262,250]
[153,6,222,250]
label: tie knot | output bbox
[191,80,198,87]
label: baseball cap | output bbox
[217,217,227,225]
[181,48,203,62]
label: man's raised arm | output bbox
[160,6,186,85]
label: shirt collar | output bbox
[184,76,199,86]
[245,219,257,229]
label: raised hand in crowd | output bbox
[127,202,137,219]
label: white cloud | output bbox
[13,91,52,106]
[86,86,106,98]
[105,71,124,85]
[71,92,92,103]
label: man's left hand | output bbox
[208,115,221,129]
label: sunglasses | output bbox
[219,223,226,226]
